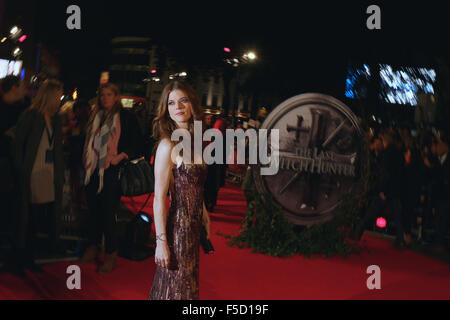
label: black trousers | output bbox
[85,166,121,254]
[434,199,450,246]
[204,164,218,209]
[402,196,417,235]
[0,191,14,238]
[12,202,55,267]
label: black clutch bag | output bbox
[119,157,154,197]
[200,225,214,254]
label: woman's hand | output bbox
[155,235,170,269]
[111,152,129,165]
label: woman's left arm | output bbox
[202,200,210,239]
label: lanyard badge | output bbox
[45,123,55,164]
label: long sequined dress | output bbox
[149,162,208,300]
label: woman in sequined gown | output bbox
[149,80,211,300]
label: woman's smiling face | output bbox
[168,89,192,127]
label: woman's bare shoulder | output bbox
[155,138,175,167]
[157,137,174,149]
[156,138,173,154]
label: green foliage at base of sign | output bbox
[219,141,373,258]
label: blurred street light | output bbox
[1,37,6,43]
[169,72,188,79]
[9,26,23,41]
[222,47,259,125]
[10,26,19,35]
[12,47,22,57]
[143,76,160,82]
[225,50,258,67]
[246,52,256,60]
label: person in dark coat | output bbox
[419,135,438,237]
[78,82,144,273]
[65,99,91,208]
[354,129,407,248]
[203,113,218,212]
[0,76,29,249]
[214,117,228,189]
[401,138,427,245]
[0,75,28,155]
[8,79,65,277]
[429,132,450,253]
[203,115,229,212]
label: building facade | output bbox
[109,37,152,100]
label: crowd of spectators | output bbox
[356,124,449,252]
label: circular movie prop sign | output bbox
[253,93,363,226]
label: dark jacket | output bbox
[377,144,405,199]
[11,108,64,248]
[0,95,28,156]
[117,108,144,161]
[402,148,427,202]
[430,153,450,203]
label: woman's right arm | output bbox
[153,138,174,269]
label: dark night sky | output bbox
[33,0,450,102]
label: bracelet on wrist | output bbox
[156,233,167,242]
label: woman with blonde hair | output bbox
[9,79,64,277]
[149,80,211,300]
[78,82,143,273]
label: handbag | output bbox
[119,156,154,197]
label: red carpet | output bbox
[1,182,449,300]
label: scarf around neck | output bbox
[83,110,119,193]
